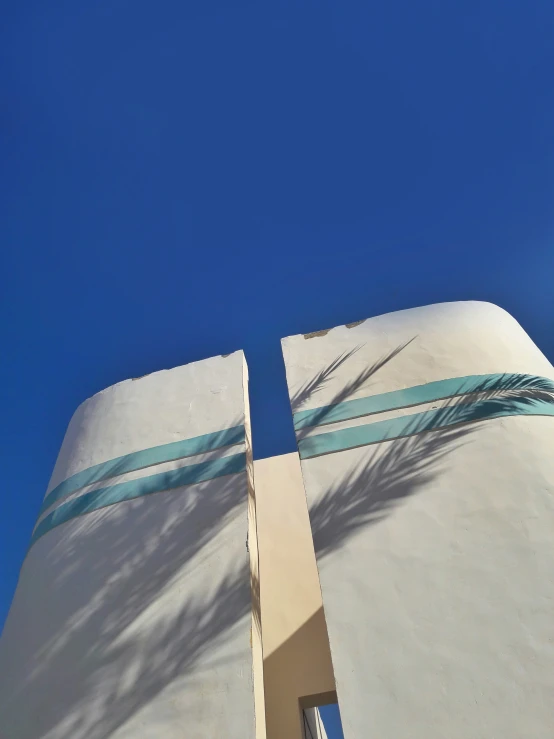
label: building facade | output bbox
[1,302,554,738]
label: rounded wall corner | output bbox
[460,299,517,322]
[403,300,528,338]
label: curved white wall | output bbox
[0,352,257,739]
[282,302,554,739]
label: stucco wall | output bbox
[254,453,336,739]
[0,352,258,739]
[282,302,554,739]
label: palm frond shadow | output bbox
[291,336,417,419]
[309,374,554,559]
[290,345,363,413]
[4,417,258,739]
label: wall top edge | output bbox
[280,301,512,344]
[74,349,246,412]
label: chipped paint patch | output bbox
[304,328,332,339]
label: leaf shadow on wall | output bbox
[307,371,554,557]
[290,337,416,416]
[0,418,259,739]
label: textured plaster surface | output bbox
[282,302,554,739]
[0,352,256,739]
[255,453,336,739]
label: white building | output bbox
[1,302,553,738]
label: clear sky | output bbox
[1,2,554,733]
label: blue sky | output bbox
[319,703,344,738]
[1,2,554,733]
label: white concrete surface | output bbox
[282,302,554,739]
[0,352,258,739]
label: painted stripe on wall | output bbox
[293,373,554,430]
[30,452,246,550]
[298,396,554,459]
[41,425,245,515]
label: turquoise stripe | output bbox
[298,396,554,459]
[30,452,246,550]
[293,373,554,430]
[40,425,245,515]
